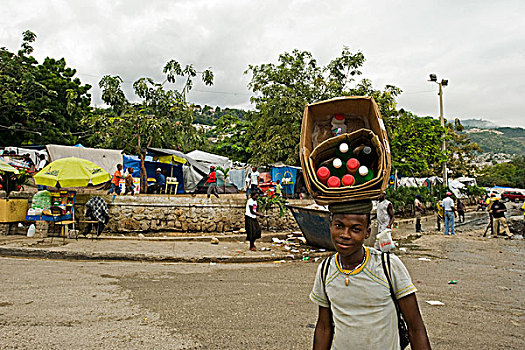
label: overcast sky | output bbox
[1,0,524,127]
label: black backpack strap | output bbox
[320,255,332,303]
[320,254,335,333]
[381,252,403,317]
[382,252,411,349]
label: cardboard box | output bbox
[300,96,391,205]
[0,198,29,223]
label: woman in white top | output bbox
[245,190,265,251]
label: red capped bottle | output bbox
[327,176,341,188]
[342,174,355,187]
[316,166,330,184]
[346,158,360,174]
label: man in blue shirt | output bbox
[149,168,166,194]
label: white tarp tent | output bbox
[396,176,466,198]
[186,150,232,170]
[46,144,123,175]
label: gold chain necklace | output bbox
[338,248,366,286]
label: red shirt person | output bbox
[207,166,219,199]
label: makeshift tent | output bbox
[148,148,209,193]
[271,165,301,196]
[4,146,48,165]
[46,144,122,176]
[455,177,477,187]
[186,150,232,170]
[229,168,247,191]
[122,155,184,194]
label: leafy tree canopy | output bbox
[446,118,482,177]
[81,60,213,192]
[208,113,252,163]
[245,47,402,165]
[0,30,92,146]
[477,155,525,188]
[387,111,447,177]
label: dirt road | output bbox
[1,228,523,349]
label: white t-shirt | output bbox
[310,247,417,350]
[37,159,47,171]
[377,199,392,232]
[442,197,455,211]
[250,171,260,186]
[245,198,257,218]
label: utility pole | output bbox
[429,74,448,187]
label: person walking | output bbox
[245,190,265,251]
[456,198,465,223]
[483,194,496,237]
[248,166,260,197]
[206,166,219,199]
[377,191,395,233]
[123,167,135,195]
[436,201,444,231]
[310,201,431,350]
[489,197,513,238]
[108,164,123,195]
[442,192,456,236]
[414,195,424,233]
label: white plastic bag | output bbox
[376,228,395,252]
[27,224,36,238]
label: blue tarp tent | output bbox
[271,166,300,195]
[229,168,246,191]
[123,155,184,193]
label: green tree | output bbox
[386,111,447,177]
[82,60,213,192]
[0,30,92,146]
[477,155,525,188]
[209,114,252,162]
[446,118,482,177]
[245,47,401,165]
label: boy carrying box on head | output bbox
[310,200,431,350]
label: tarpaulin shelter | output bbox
[46,144,122,176]
[229,168,248,191]
[271,164,302,196]
[147,148,209,193]
[455,177,477,187]
[4,146,48,165]
[186,150,232,170]
[122,155,184,193]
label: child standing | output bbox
[310,202,431,349]
[275,179,282,197]
[108,164,123,195]
[124,167,135,195]
[245,190,265,251]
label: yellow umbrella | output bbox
[34,157,110,188]
[0,159,20,174]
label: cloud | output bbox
[1,0,523,126]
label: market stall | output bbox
[30,157,110,238]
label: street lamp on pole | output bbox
[428,74,449,187]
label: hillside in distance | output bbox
[460,118,498,129]
[464,126,525,155]
[192,105,247,125]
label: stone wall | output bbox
[74,195,305,234]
